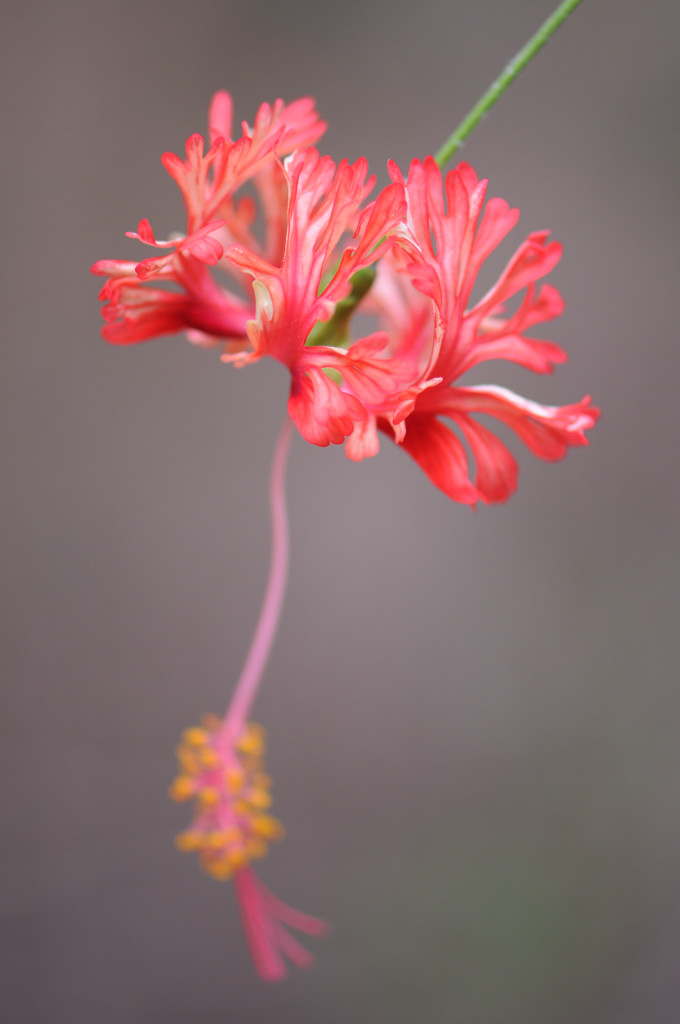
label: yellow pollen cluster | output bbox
[170,715,284,880]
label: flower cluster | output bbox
[92,90,599,506]
[170,717,282,880]
[170,714,326,981]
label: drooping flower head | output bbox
[355,157,600,503]
[223,145,416,446]
[91,91,327,349]
[92,90,598,506]
[92,93,419,453]
[170,714,326,980]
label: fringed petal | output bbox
[452,413,519,504]
[288,366,366,447]
[398,413,479,505]
[345,415,380,461]
[445,385,601,460]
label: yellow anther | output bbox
[246,838,268,860]
[174,830,203,852]
[233,799,251,817]
[182,727,210,748]
[198,787,220,809]
[204,858,233,881]
[169,776,195,802]
[248,788,272,810]
[199,747,220,770]
[205,832,226,850]
[205,828,241,849]
[175,746,201,775]
[236,723,266,757]
[219,826,242,844]
[228,847,249,871]
[201,713,221,732]
[250,815,285,840]
[225,767,245,793]
[253,772,273,790]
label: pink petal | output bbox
[397,412,479,505]
[209,90,234,143]
[452,413,519,504]
[345,416,380,461]
[446,385,600,460]
[288,367,366,447]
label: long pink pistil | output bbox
[221,416,293,739]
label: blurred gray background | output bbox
[2,1,679,1021]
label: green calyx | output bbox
[306,266,377,350]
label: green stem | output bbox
[306,266,376,349]
[434,0,585,168]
